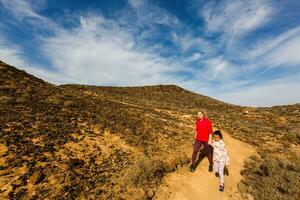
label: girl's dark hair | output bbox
[213,130,223,139]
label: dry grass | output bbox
[240,154,300,200]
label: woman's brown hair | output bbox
[198,109,207,118]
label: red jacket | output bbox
[195,118,212,142]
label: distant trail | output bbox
[154,132,257,200]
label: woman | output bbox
[189,109,213,172]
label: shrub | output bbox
[15,97,27,104]
[241,154,300,200]
[63,100,76,107]
[0,95,14,103]
[238,125,252,133]
[282,131,300,145]
[126,156,164,187]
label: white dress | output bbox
[212,140,230,165]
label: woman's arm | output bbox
[208,134,212,145]
[208,119,213,145]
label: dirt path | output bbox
[154,132,257,200]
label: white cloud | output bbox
[171,33,215,57]
[265,33,300,66]
[0,0,44,20]
[128,0,144,8]
[218,76,300,106]
[126,0,179,28]
[201,0,273,36]
[38,14,184,85]
[0,0,59,33]
[243,27,300,58]
[239,26,300,68]
[0,43,26,68]
[186,53,202,62]
[199,57,238,81]
[0,41,71,84]
[0,1,186,86]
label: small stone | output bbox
[29,170,44,185]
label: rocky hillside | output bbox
[0,60,299,200]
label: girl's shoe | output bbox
[215,172,219,177]
[219,184,224,192]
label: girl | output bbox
[212,130,230,192]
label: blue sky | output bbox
[0,0,300,106]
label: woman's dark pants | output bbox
[192,140,213,166]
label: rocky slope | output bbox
[0,60,299,200]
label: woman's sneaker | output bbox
[189,164,195,172]
[208,165,213,172]
[219,184,224,192]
